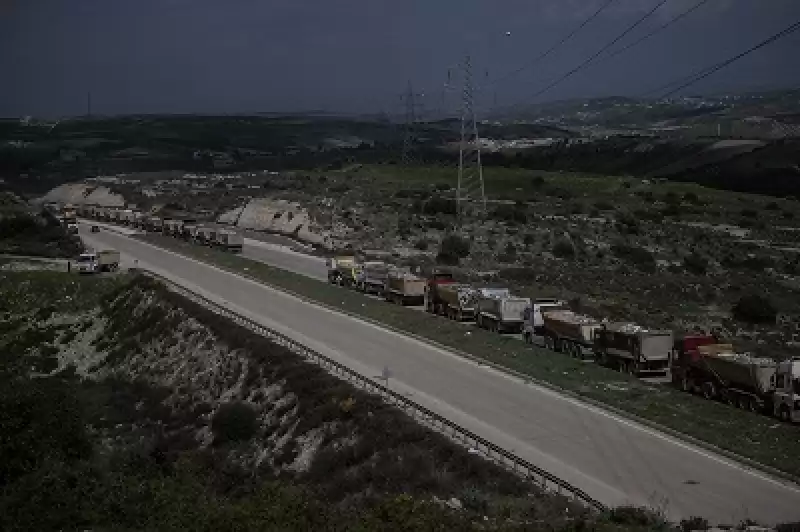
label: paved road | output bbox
[78,223,800,525]
[242,238,328,281]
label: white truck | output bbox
[476,289,531,334]
[215,229,244,253]
[357,261,389,295]
[522,298,569,343]
[540,310,602,359]
[75,250,120,274]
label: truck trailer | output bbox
[75,249,120,274]
[672,342,800,421]
[539,310,600,359]
[433,283,479,322]
[385,271,425,306]
[215,229,243,253]
[476,290,530,333]
[593,322,673,375]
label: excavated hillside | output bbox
[0,270,684,531]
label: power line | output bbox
[602,0,711,63]
[511,0,669,108]
[485,0,616,89]
[656,19,800,99]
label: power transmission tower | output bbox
[400,81,424,165]
[457,55,486,227]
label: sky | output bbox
[2,0,800,117]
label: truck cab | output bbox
[424,269,457,313]
[75,253,100,274]
[522,298,568,341]
[671,334,726,389]
[773,358,800,423]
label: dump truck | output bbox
[522,298,569,343]
[215,229,243,253]
[539,310,601,359]
[357,261,389,294]
[196,226,216,246]
[182,224,198,241]
[163,219,184,237]
[593,322,673,375]
[145,216,163,232]
[385,271,425,306]
[327,255,359,287]
[133,212,146,229]
[431,283,479,321]
[424,270,457,314]
[75,249,120,274]
[476,290,530,333]
[672,341,800,421]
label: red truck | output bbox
[424,270,457,314]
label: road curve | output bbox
[78,223,800,525]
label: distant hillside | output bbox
[494,88,800,132]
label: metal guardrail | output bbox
[142,269,608,513]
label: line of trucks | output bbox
[327,255,800,423]
[80,207,244,253]
[74,214,800,425]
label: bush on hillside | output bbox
[552,237,575,259]
[611,243,656,273]
[732,294,777,325]
[683,252,709,275]
[211,402,258,444]
[437,234,470,265]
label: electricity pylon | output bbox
[456,55,486,226]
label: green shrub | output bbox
[683,252,708,275]
[611,243,656,273]
[732,294,777,325]
[552,237,575,259]
[211,402,258,444]
[437,234,470,265]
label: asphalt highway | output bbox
[79,223,800,524]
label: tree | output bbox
[498,242,517,263]
[436,234,470,265]
[211,402,258,444]
[732,294,776,325]
[611,243,656,273]
[683,252,708,275]
[552,237,575,259]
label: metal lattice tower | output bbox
[401,81,423,165]
[457,55,486,225]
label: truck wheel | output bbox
[779,405,791,422]
[679,376,691,393]
[701,381,716,400]
[746,397,760,413]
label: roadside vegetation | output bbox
[139,234,800,480]
[0,194,81,258]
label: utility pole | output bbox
[400,81,424,166]
[456,55,486,228]
[87,91,92,117]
